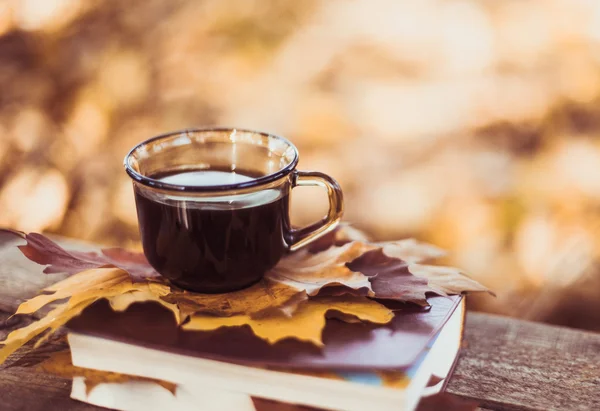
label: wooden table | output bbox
[0,236,598,411]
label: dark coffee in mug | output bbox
[125,128,343,294]
[134,167,290,293]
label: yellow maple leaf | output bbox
[15,268,129,315]
[0,299,92,363]
[164,278,307,318]
[1,268,173,359]
[109,290,181,324]
[183,296,394,346]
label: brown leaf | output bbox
[349,250,493,305]
[2,229,492,360]
[164,278,307,318]
[11,230,159,282]
[109,290,182,324]
[39,351,177,395]
[267,242,377,296]
[12,230,375,305]
[347,249,432,305]
[408,264,495,297]
[183,296,393,346]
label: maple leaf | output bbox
[109,290,182,324]
[163,278,308,318]
[347,249,432,306]
[0,226,493,364]
[183,296,394,346]
[0,268,179,363]
[14,268,133,316]
[408,264,494,297]
[348,249,494,305]
[1,229,160,282]
[267,241,377,296]
[9,229,376,301]
[0,299,92,363]
[307,225,445,264]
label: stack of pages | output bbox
[65,295,465,411]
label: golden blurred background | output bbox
[1,0,600,330]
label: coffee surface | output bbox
[159,170,254,186]
[135,168,290,293]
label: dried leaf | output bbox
[347,250,432,305]
[1,268,176,361]
[164,278,307,318]
[349,250,493,305]
[109,290,181,324]
[408,264,494,297]
[267,242,377,296]
[1,228,492,362]
[11,230,159,282]
[0,300,91,363]
[15,268,130,315]
[12,231,376,311]
[183,296,394,346]
[39,351,177,395]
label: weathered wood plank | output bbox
[0,311,100,411]
[447,313,600,411]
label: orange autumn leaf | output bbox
[183,296,394,346]
[0,268,174,362]
[163,278,308,318]
[0,226,493,365]
[0,300,91,363]
[109,290,182,324]
[14,268,131,315]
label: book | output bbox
[66,295,465,411]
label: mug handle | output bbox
[288,170,344,252]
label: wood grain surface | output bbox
[0,236,598,410]
[448,313,600,411]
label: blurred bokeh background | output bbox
[1,0,600,330]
